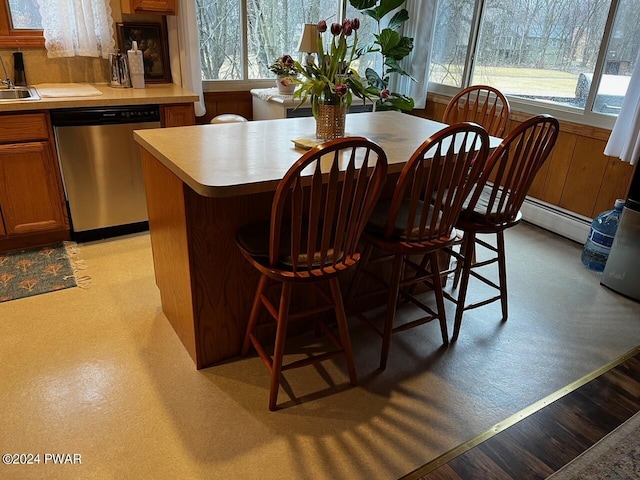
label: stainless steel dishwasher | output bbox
[51,105,161,240]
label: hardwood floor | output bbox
[403,347,640,480]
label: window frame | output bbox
[428,0,628,130]
[0,0,44,48]
[201,0,350,92]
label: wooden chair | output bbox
[441,85,511,270]
[443,85,511,137]
[347,123,490,370]
[446,114,560,341]
[236,137,388,410]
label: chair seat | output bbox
[236,221,344,271]
[366,197,447,239]
[459,184,522,231]
[210,114,248,124]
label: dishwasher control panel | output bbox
[50,105,161,126]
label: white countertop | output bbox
[0,83,198,112]
[134,111,503,198]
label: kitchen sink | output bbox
[0,86,40,101]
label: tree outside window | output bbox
[197,0,379,81]
[7,0,42,29]
[430,0,640,116]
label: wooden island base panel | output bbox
[141,153,273,367]
[135,112,503,369]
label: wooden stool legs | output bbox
[242,274,358,411]
[269,283,292,411]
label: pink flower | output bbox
[331,23,342,36]
[380,89,390,100]
[317,20,327,33]
[281,55,293,68]
[342,19,353,36]
[335,83,348,97]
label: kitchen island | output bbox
[134,112,503,369]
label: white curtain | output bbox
[604,48,640,166]
[167,0,206,117]
[390,0,438,109]
[36,0,114,59]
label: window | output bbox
[429,0,640,124]
[0,0,43,47]
[7,0,42,29]
[196,0,378,85]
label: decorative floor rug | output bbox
[547,410,640,479]
[0,242,89,303]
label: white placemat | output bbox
[33,83,103,98]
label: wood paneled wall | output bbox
[199,91,254,124]
[415,93,634,219]
[200,89,634,219]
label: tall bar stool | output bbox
[210,114,248,124]
[443,85,511,137]
[347,123,490,370]
[236,137,388,410]
[446,114,560,341]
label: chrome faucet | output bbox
[0,56,14,89]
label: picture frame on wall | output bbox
[116,21,171,84]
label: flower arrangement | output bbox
[269,55,298,77]
[292,18,373,118]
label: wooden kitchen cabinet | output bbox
[161,103,195,127]
[121,0,177,15]
[0,112,70,252]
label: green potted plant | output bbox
[349,0,415,112]
[269,55,299,95]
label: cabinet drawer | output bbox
[0,113,50,144]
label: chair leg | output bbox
[345,243,374,308]
[408,254,430,293]
[452,242,463,290]
[496,231,508,322]
[269,282,292,411]
[452,233,476,342]
[380,254,404,371]
[329,277,358,385]
[452,237,477,290]
[242,274,269,356]
[428,252,449,346]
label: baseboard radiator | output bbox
[520,197,591,245]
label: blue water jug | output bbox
[581,198,625,272]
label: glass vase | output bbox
[315,93,347,140]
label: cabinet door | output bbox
[0,142,68,236]
[122,0,177,14]
[0,211,5,237]
[161,103,195,127]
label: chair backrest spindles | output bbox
[270,137,388,275]
[464,114,560,227]
[385,123,491,245]
[443,85,511,137]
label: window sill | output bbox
[0,35,44,48]
[428,83,616,133]
[202,79,276,93]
